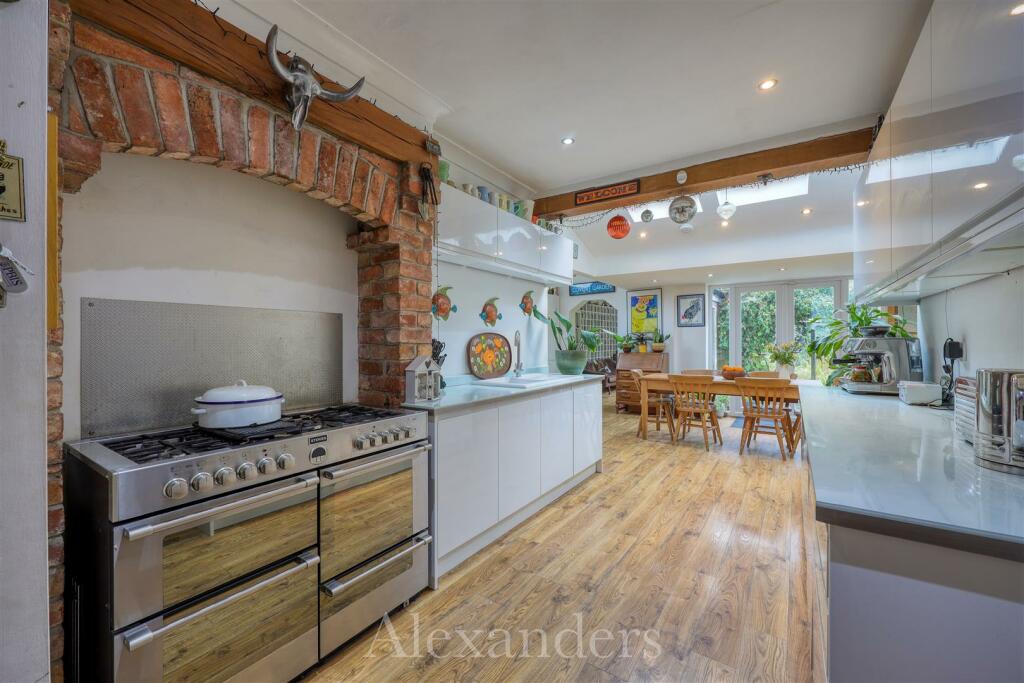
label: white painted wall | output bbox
[61,154,359,440]
[557,284,709,371]
[0,1,51,679]
[434,262,550,376]
[918,268,1024,382]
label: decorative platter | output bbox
[467,332,512,379]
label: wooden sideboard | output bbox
[614,352,668,413]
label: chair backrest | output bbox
[735,377,791,417]
[748,371,779,378]
[682,369,715,375]
[667,374,715,411]
[628,368,644,392]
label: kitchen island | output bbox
[404,374,603,581]
[800,385,1024,683]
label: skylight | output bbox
[626,197,703,222]
[715,174,809,207]
[866,137,1010,184]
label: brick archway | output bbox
[45,4,436,672]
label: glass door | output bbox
[792,282,840,381]
[736,286,781,371]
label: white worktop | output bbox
[800,384,1024,555]
[403,373,602,414]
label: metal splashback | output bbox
[81,299,344,437]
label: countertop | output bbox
[801,384,1024,561]
[403,373,602,414]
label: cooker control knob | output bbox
[402,426,414,439]
[276,453,295,470]
[354,437,370,450]
[258,457,277,475]
[214,467,236,486]
[389,428,403,442]
[190,472,213,493]
[237,462,257,480]
[163,477,188,500]
[379,431,392,444]
[367,433,380,447]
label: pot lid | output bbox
[195,380,283,404]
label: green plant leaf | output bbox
[532,308,549,324]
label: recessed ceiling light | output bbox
[1011,4,1024,15]
[801,207,812,215]
[720,220,729,227]
[652,279,658,283]
[561,137,575,145]
[973,181,989,190]
[866,259,875,265]
[758,78,778,91]
[707,273,713,278]
[856,200,868,207]
[779,267,786,271]
[639,231,648,238]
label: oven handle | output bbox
[121,473,319,542]
[322,535,432,598]
[322,443,431,482]
[121,551,319,652]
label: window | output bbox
[574,300,618,360]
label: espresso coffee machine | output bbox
[835,336,923,395]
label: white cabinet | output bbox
[438,187,573,284]
[540,388,574,491]
[435,407,499,557]
[497,211,541,271]
[497,396,542,518]
[541,229,575,281]
[572,383,602,474]
[438,186,498,257]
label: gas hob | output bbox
[65,403,428,522]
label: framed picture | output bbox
[676,293,706,327]
[627,288,662,335]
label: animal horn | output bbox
[265,25,297,84]
[316,76,365,103]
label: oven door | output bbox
[318,442,429,580]
[115,551,320,683]
[112,473,319,630]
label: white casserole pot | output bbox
[191,380,285,428]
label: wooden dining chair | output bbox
[682,369,715,375]
[667,374,722,450]
[735,377,794,459]
[629,369,674,438]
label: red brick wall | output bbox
[45,4,435,676]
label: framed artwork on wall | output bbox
[626,288,662,335]
[676,293,706,327]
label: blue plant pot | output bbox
[555,350,588,375]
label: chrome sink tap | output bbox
[513,330,524,377]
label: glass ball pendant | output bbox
[717,201,736,220]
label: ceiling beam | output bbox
[533,127,874,218]
[69,0,435,166]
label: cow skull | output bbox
[265,25,365,130]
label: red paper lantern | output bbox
[607,215,630,239]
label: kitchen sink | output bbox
[474,374,567,389]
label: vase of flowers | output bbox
[765,341,801,379]
[550,312,600,374]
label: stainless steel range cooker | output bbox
[65,404,430,683]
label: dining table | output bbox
[636,373,813,441]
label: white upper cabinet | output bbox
[929,0,1024,249]
[438,188,573,284]
[853,119,893,298]
[438,186,498,257]
[497,211,542,271]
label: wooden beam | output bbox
[69,0,434,166]
[534,127,874,218]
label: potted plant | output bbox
[765,341,802,378]
[633,332,651,353]
[550,312,599,374]
[603,330,634,353]
[806,303,913,385]
[650,330,671,353]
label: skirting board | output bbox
[432,464,600,583]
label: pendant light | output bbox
[717,187,736,220]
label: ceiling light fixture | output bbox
[707,273,713,278]
[639,231,648,238]
[716,187,736,220]
[652,279,658,283]
[758,78,778,91]
[779,267,786,272]
[561,137,575,145]
[973,181,989,189]
[801,207,812,215]
[720,220,729,227]
[856,200,868,207]
[1011,4,1024,15]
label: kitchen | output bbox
[1,1,1022,683]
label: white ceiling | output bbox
[294,0,928,193]
[570,167,859,283]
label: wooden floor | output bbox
[307,398,825,682]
